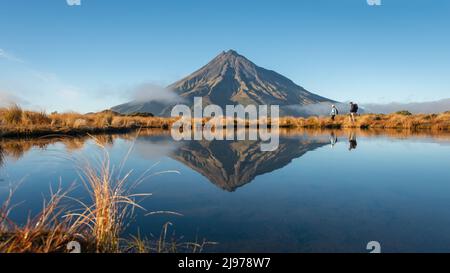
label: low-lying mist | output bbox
[284,99,450,116]
[362,99,450,114]
[130,83,184,104]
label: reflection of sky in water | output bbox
[1,132,450,253]
[134,137,182,160]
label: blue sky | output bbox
[0,0,449,112]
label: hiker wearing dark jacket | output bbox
[349,102,358,122]
[348,131,358,151]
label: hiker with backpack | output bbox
[330,105,339,121]
[348,131,358,151]
[349,102,359,122]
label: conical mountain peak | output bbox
[216,49,242,58]
[112,50,335,116]
[212,49,252,67]
[226,49,238,54]
[223,49,240,56]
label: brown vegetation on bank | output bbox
[1,105,449,138]
[278,112,450,130]
[0,105,177,138]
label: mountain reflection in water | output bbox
[168,138,328,191]
[2,129,450,252]
[1,129,449,192]
[0,130,331,194]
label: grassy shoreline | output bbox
[279,111,450,130]
[1,109,449,252]
[0,106,176,138]
[1,106,449,138]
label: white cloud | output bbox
[1,50,186,113]
[0,48,24,63]
[0,49,91,112]
[131,83,183,103]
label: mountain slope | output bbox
[112,50,335,116]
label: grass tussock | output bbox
[66,139,151,252]
[0,186,85,253]
[2,104,23,125]
[0,138,214,253]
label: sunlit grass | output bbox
[0,184,83,253]
[0,135,215,253]
[0,105,177,137]
[64,137,152,252]
[278,112,450,130]
[2,104,23,125]
[1,105,449,138]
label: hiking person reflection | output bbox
[330,105,339,121]
[329,132,338,148]
[349,102,359,122]
[348,132,358,151]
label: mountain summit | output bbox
[113,50,334,116]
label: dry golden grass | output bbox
[2,105,23,125]
[64,138,152,252]
[0,136,214,253]
[0,105,178,138]
[0,185,86,253]
[277,112,450,130]
[1,105,449,139]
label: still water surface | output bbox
[1,130,450,252]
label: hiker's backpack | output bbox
[354,104,359,112]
